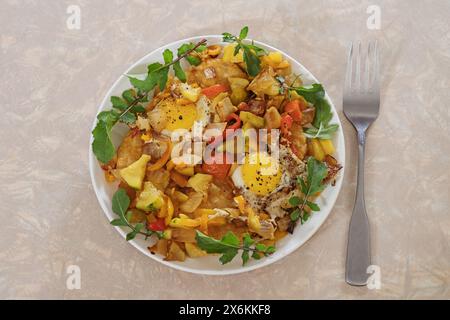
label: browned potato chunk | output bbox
[188,58,247,87]
[116,130,143,169]
[165,241,186,261]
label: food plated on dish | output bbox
[90,27,343,272]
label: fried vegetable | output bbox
[179,83,201,102]
[264,106,281,129]
[188,58,247,87]
[135,182,164,212]
[247,67,280,96]
[319,139,335,155]
[187,173,213,194]
[239,111,265,128]
[185,242,207,257]
[228,77,249,105]
[222,44,244,63]
[169,216,201,228]
[179,191,203,213]
[146,168,170,191]
[165,241,186,261]
[119,154,151,189]
[216,97,237,121]
[170,171,189,187]
[116,130,144,169]
[171,228,197,242]
[309,138,326,161]
[149,239,168,256]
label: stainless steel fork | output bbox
[343,41,380,286]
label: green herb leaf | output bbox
[92,121,115,164]
[126,230,137,241]
[304,123,339,139]
[110,218,127,226]
[306,157,328,195]
[162,49,173,64]
[222,27,264,77]
[112,188,130,217]
[289,196,301,206]
[290,208,300,222]
[306,200,320,211]
[243,47,261,77]
[122,89,136,104]
[119,111,136,124]
[239,26,249,39]
[173,60,186,82]
[196,231,275,265]
[111,96,128,110]
[129,105,146,113]
[293,84,325,104]
[312,98,333,128]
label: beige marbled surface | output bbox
[0,0,449,299]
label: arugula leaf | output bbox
[241,233,254,265]
[195,231,276,265]
[306,157,328,195]
[304,123,339,139]
[288,157,328,227]
[111,189,161,241]
[312,98,333,128]
[92,121,115,164]
[112,188,130,217]
[293,84,325,104]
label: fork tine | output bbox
[355,41,361,92]
[345,42,354,92]
[372,40,379,93]
[364,42,372,92]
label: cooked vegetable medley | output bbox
[92,27,342,266]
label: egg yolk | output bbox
[164,103,197,131]
[242,152,282,196]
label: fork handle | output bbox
[345,129,371,286]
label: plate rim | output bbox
[89,35,346,275]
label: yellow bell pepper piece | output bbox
[310,139,325,161]
[169,217,201,228]
[194,208,215,217]
[319,139,335,155]
[164,197,174,225]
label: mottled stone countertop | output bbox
[0,0,448,299]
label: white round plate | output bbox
[89,35,345,275]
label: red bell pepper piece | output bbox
[148,218,166,231]
[201,84,229,99]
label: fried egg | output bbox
[149,95,210,136]
[231,146,305,212]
